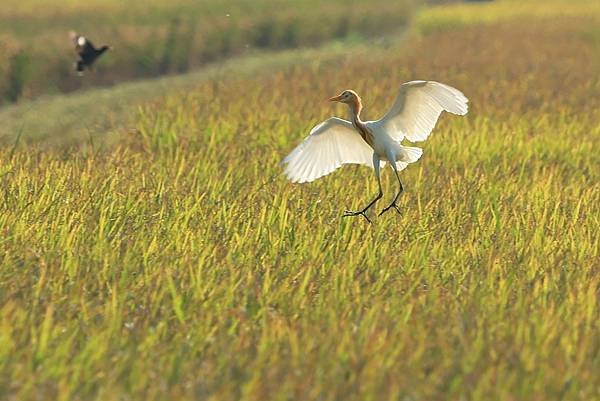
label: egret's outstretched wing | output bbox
[282,117,374,183]
[377,81,468,142]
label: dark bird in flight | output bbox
[69,32,110,74]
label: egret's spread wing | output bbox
[282,117,373,183]
[378,81,468,142]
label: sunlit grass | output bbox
[416,0,600,34]
[1,2,599,400]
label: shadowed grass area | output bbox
[1,1,599,400]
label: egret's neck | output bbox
[347,97,364,126]
[347,96,374,148]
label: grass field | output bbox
[0,0,414,104]
[1,1,600,400]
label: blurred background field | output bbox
[0,0,415,104]
[1,1,600,400]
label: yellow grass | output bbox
[416,0,600,33]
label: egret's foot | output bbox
[379,202,401,216]
[343,209,372,223]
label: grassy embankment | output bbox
[1,1,600,400]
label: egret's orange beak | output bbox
[328,94,343,102]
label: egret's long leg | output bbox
[379,163,404,216]
[343,155,382,223]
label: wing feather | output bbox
[282,117,373,183]
[377,81,468,142]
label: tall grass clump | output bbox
[5,51,32,102]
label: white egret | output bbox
[282,81,468,222]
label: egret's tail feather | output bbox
[399,146,423,163]
[394,145,422,171]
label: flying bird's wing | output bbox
[377,81,468,142]
[282,117,374,183]
[70,32,96,54]
[80,39,97,55]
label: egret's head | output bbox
[329,89,362,115]
[329,90,359,104]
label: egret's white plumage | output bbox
[283,118,373,184]
[378,81,469,142]
[282,80,468,221]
